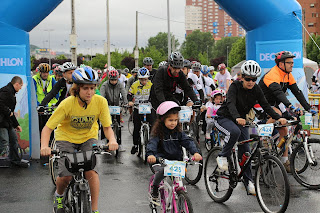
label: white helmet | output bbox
[208,66,215,71]
[138,67,150,78]
[61,62,77,72]
[241,60,261,77]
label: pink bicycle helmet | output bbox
[210,90,222,98]
[156,101,181,116]
[218,63,226,71]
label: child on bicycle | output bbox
[205,89,222,140]
[146,101,202,202]
[40,67,118,213]
[100,69,128,151]
[128,67,155,155]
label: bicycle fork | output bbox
[303,136,316,165]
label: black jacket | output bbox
[150,65,198,109]
[0,83,19,128]
[146,127,200,161]
[149,68,157,83]
[41,78,69,106]
[217,81,281,122]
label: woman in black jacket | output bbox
[214,60,287,195]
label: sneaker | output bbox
[283,160,291,173]
[118,145,126,152]
[131,145,138,155]
[246,181,256,195]
[53,195,65,213]
[205,133,211,140]
[216,156,228,171]
[150,185,160,206]
[92,211,99,213]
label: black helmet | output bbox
[275,51,296,65]
[168,52,184,69]
[143,57,154,65]
[183,59,191,69]
[191,62,201,71]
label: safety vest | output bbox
[33,73,57,106]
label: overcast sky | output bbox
[30,0,186,55]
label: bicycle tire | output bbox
[112,123,119,158]
[204,147,233,203]
[255,154,290,213]
[64,184,75,213]
[174,190,194,213]
[189,120,198,143]
[80,189,92,213]
[49,138,58,186]
[185,142,203,185]
[128,114,134,136]
[290,139,320,189]
[140,125,148,163]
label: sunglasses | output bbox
[243,77,257,82]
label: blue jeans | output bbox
[0,127,21,162]
[214,117,253,184]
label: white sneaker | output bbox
[205,133,211,140]
[247,181,256,195]
[216,156,228,171]
[118,145,126,152]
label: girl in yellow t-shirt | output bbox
[40,67,118,213]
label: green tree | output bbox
[181,30,214,60]
[56,54,67,60]
[147,32,179,56]
[139,46,167,68]
[306,35,320,63]
[212,37,241,65]
[228,37,246,67]
[30,55,36,70]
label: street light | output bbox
[44,29,54,67]
[226,45,229,68]
[207,45,209,64]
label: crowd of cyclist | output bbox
[35,49,317,213]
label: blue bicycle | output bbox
[205,126,224,151]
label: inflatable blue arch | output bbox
[0,0,305,159]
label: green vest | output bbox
[33,73,58,106]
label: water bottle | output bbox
[277,136,287,148]
[239,152,251,167]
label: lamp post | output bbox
[207,45,209,64]
[44,29,54,67]
[226,45,229,68]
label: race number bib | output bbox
[304,112,312,125]
[139,104,151,114]
[163,160,186,178]
[109,106,121,115]
[179,107,193,123]
[257,124,274,136]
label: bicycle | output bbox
[128,109,134,136]
[270,110,320,189]
[148,158,194,213]
[204,122,290,213]
[51,144,111,213]
[109,105,126,157]
[204,125,224,151]
[179,105,203,185]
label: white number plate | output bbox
[163,160,186,178]
[179,110,192,123]
[109,106,120,115]
[139,104,151,114]
[257,124,274,136]
[305,112,312,125]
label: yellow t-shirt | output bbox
[46,95,112,144]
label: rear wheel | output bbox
[128,114,134,136]
[49,138,58,186]
[290,139,320,189]
[255,154,290,213]
[204,147,233,202]
[185,142,203,185]
[174,190,194,213]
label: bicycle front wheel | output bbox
[139,125,148,163]
[204,147,233,203]
[290,139,320,189]
[185,142,203,185]
[49,138,58,186]
[174,190,194,213]
[128,114,134,136]
[64,184,75,213]
[255,155,290,213]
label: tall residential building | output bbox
[296,0,320,41]
[185,0,245,40]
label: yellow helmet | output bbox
[38,63,50,73]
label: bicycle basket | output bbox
[64,151,96,173]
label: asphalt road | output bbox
[1,115,320,213]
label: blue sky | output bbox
[30,0,186,55]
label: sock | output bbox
[281,156,288,163]
[55,191,63,197]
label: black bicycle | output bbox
[51,145,111,213]
[204,122,290,213]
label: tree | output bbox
[210,56,226,68]
[147,32,179,56]
[228,37,246,67]
[180,30,214,59]
[121,56,135,70]
[56,54,67,60]
[212,37,241,65]
[139,46,167,68]
[306,35,320,63]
